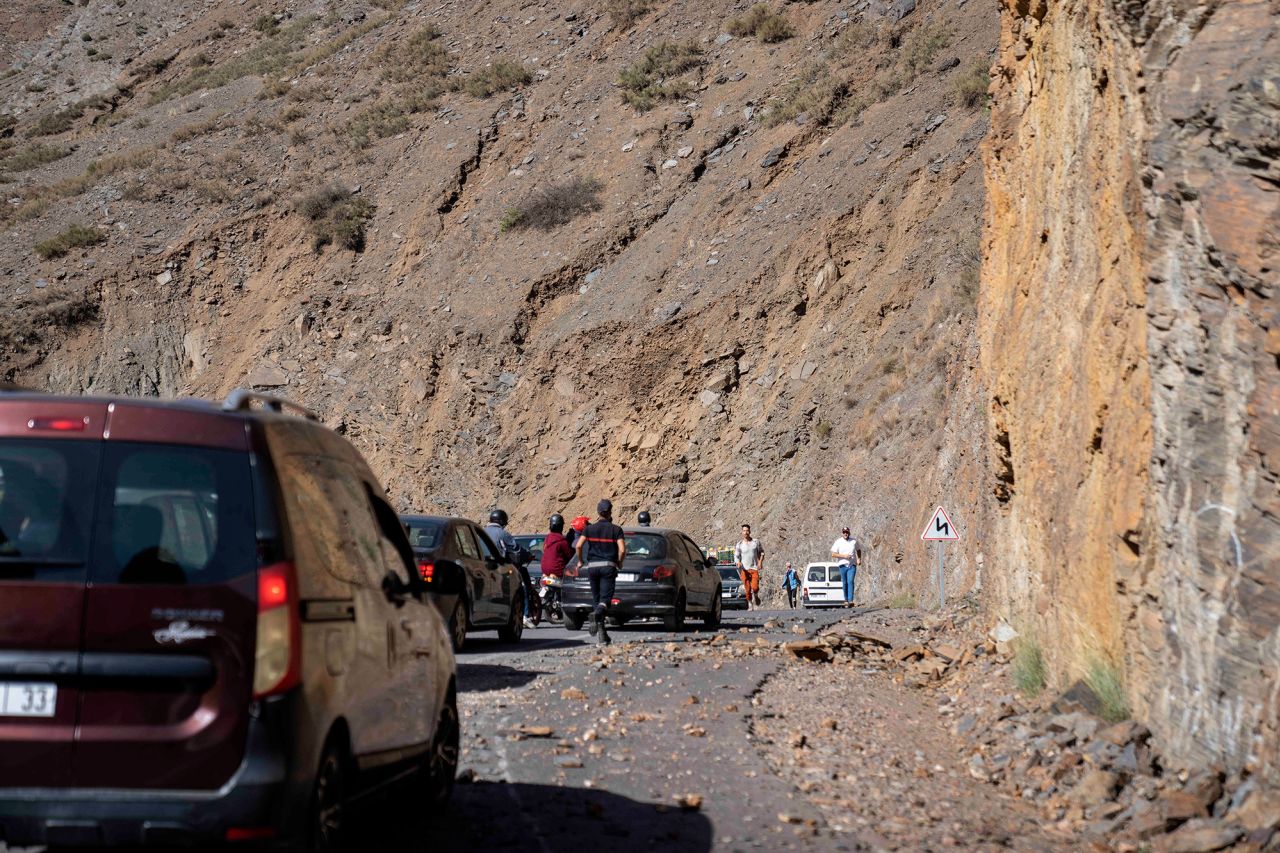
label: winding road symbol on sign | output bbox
[921,506,959,541]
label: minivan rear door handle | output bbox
[0,651,78,677]
[80,653,213,681]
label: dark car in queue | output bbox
[513,533,546,586]
[0,389,458,849]
[560,526,722,631]
[718,565,749,610]
[402,514,526,651]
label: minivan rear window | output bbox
[807,566,826,582]
[92,444,256,585]
[0,440,100,581]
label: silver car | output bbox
[718,566,748,610]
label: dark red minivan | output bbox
[0,389,458,848]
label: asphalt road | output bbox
[388,606,858,853]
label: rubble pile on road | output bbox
[781,619,987,688]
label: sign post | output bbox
[920,506,959,609]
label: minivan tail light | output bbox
[418,561,434,582]
[253,562,301,699]
[653,565,675,581]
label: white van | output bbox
[802,561,847,608]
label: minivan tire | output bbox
[418,683,459,810]
[498,592,524,643]
[448,599,468,652]
[663,591,687,632]
[309,737,351,853]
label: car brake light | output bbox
[611,598,620,606]
[226,827,277,841]
[27,416,88,432]
[418,561,435,582]
[565,565,578,578]
[653,565,675,581]
[254,562,301,699]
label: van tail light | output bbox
[253,562,301,699]
[226,827,277,841]
[418,561,435,582]
[27,416,88,432]
[653,565,675,581]
[565,565,578,578]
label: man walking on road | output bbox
[831,527,860,606]
[735,524,764,609]
[782,562,800,609]
[574,499,626,645]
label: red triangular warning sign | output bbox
[921,506,959,541]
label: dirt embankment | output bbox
[1,0,999,605]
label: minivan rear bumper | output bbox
[0,713,292,847]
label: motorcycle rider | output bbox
[485,509,537,628]
[540,514,573,623]
[637,510,652,527]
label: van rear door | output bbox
[0,401,106,787]
[73,417,259,790]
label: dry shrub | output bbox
[727,4,794,41]
[0,288,98,356]
[170,112,226,143]
[953,56,989,108]
[618,42,703,112]
[0,144,70,172]
[34,224,106,259]
[610,0,653,29]
[462,61,532,98]
[296,185,376,251]
[380,26,449,82]
[901,22,952,73]
[344,91,439,146]
[500,176,602,232]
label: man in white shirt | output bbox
[734,524,765,609]
[830,527,860,606]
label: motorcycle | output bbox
[538,574,563,624]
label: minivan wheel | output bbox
[419,684,459,810]
[663,591,687,632]
[498,592,524,643]
[448,598,468,652]
[310,740,350,853]
[702,588,722,629]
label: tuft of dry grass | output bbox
[618,41,703,112]
[380,26,449,82]
[500,176,602,232]
[954,56,990,108]
[1,146,157,225]
[610,0,653,29]
[296,185,376,251]
[727,5,794,42]
[0,143,71,173]
[170,112,226,143]
[343,91,440,146]
[25,95,110,138]
[34,223,106,259]
[462,61,532,98]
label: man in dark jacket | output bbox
[573,499,626,645]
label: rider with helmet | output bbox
[484,509,537,628]
[541,514,573,578]
[637,510,652,527]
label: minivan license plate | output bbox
[617,572,639,582]
[1,682,57,717]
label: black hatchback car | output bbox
[401,515,526,651]
[560,526,722,631]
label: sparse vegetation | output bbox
[618,41,703,112]
[610,0,653,29]
[814,420,833,439]
[500,176,602,232]
[954,56,990,108]
[170,112,226,143]
[1085,657,1130,722]
[34,223,106,259]
[1012,637,1046,697]
[150,17,314,103]
[344,91,439,146]
[0,144,71,173]
[1,146,156,225]
[901,23,952,74]
[885,591,916,609]
[727,5,794,42]
[380,26,449,83]
[296,185,376,251]
[462,61,532,98]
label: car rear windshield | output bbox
[92,444,256,585]
[404,519,444,550]
[0,439,101,581]
[626,533,666,559]
[807,566,827,582]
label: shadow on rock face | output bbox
[366,780,715,852]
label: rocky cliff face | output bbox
[984,0,1279,780]
[2,0,998,605]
